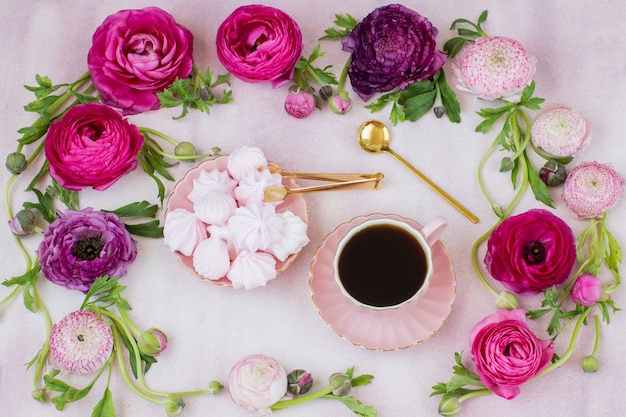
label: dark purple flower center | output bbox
[71,233,104,261]
[524,241,546,264]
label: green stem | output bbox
[139,127,178,146]
[591,314,601,357]
[0,286,21,309]
[305,64,327,88]
[336,58,351,94]
[457,388,493,404]
[476,133,501,213]
[271,386,333,411]
[32,284,53,391]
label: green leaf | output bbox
[320,13,357,40]
[46,180,80,211]
[443,37,469,58]
[106,201,159,219]
[351,374,374,387]
[3,265,41,287]
[91,387,116,417]
[124,220,164,238]
[401,89,437,122]
[323,395,377,417]
[388,102,406,126]
[435,70,461,123]
[525,155,554,207]
[23,187,57,223]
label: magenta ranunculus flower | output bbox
[485,209,576,294]
[216,5,302,88]
[37,208,137,293]
[228,354,287,413]
[470,309,554,399]
[50,310,114,374]
[45,103,144,191]
[284,90,316,118]
[570,274,602,307]
[562,161,625,219]
[342,4,446,101]
[453,36,536,101]
[88,7,194,115]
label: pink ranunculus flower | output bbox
[531,105,591,157]
[216,5,302,87]
[228,354,287,414]
[453,36,536,101]
[485,209,576,294]
[284,90,316,119]
[88,7,194,115]
[45,103,144,191]
[570,274,602,307]
[562,161,625,219]
[470,309,554,399]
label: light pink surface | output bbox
[1,1,625,417]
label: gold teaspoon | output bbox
[357,120,479,224]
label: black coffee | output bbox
[337,223,428,307]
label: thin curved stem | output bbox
[457,388,493,404]
[336,58,351,94]
[476,133,502,212]
[591,314,601,357]
[31,285,53,390]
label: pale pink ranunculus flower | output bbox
[284,90,316,119]
[570,274,602,307]
[562,161,625,219]
[216,5,302,88]
[88,7,194,115]
[50,310,114,374]
[531,105,591,157]
[45,103,144,191]
[469,309,554,399]
[228,354,287,413]
[453,36,536,101]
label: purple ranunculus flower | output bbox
[87,7,194,115]
[38,208,137,293]
[341,4,446,101]
[484,209,576,294]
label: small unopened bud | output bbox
[138,328,168,356]
[200,86,213,101]
[438,397,460,416]
[32,388,46,403]
[319,85,333,101]
[495,291,520,310]
[208,380,224,395]
[287,369,313,395]
[6,152,27,174]
[9,209,37,236]
[539,160,567,186]
[174,142,197,159]
[328,92,352,115]
[433,106,445,119]
[581,355,599,373]
[163,393,185,416]
[328,372,351,396]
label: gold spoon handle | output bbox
[262,166,382,182]
[385,148,479,224]
[264,175,383,202]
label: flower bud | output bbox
[319,85,333,101]
[174,142,197,159]
[328,372,351,396]
[199,86,213,101]
[539,160,567,186]
[581,355,599,373]
[570,274,602,307]
[6,152,27,174]
[163,393,185,416]
[284,90,316,119]
[8,209,37,236]
[138,328,168,355]
[287,369,313,396]
[328,92,352,115]
[208,380,224,395]
[438,397,460,417]
[495,291,520,310]
[32,388,47,403]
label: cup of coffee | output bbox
[333,216,446,310]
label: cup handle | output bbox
[421,216,447,246]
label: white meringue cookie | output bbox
[227,146,267,181]
[192,237,231,281]
[193,191,237,225]
[227,250,277,290]
[228,204,284,252]
[207,223,239,260]
[188,169,237,203]
[234,169,283,207]
[269,211,310,261]
[163,208,208,256]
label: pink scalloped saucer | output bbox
[309,213,456,350]
[165,156,309,287]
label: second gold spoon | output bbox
[357,120,479,224]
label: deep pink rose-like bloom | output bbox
[284,90,316,118]
[562,161,625,219]
[341,4,446,101]
[571,274,602,307]
[485,209,576,294]
[37,208,137,293]
[470,309,554,399]
[453,36,536,101]
[216,5,302,88]
[88,7,194,115]
[228,354,287,413]
[45,103,144,191]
